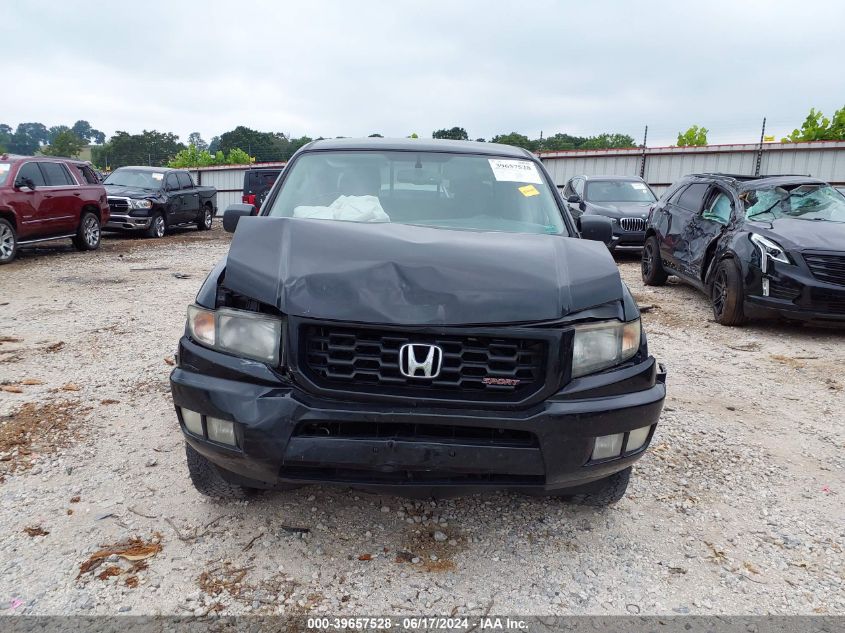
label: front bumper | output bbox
[609,227,646,250]
[170,337,667,494]
[744,257,845,324]
[104,214,152,231]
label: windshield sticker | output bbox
[0,164,9,174]
[518,184,540,197]
[632,182,648,191]
[488,159,542,184]
[152,173,164,181]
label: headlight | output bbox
[571,319,641,378]
[187,305,283,365]
[129,199,152,209]
[750,233,790,272]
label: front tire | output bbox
[641,236,668,286]
[73,212,101,251]
[0,218,18,264]
[564,467,632,506]
[185,443,258,500]
[711,259,746,326]
[197,205,213,231]
[146,213,166,239]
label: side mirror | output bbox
[567,194,580,204]
[223,204,256,233]
[578,215,613,245]
[15,177,35,190]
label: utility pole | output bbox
[754,117,767,176]
[639,125,648,178]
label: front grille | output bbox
[620,217,646,232]
[810,288,845,314]
[803,252,845,286]
[108,197,129,214]
[294,421,538,447]
[302,325,547,401]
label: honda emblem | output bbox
[399,343,443,379]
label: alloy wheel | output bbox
[642,244,653,277]
[204,209,212,229]
[712,268,728,317]
[0,224,13,260]
[84,215,100,247]
[154,216,165,237]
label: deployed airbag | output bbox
[293,195,389,222]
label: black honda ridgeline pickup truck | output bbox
[170,139,667,505]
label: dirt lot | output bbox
[0,228,842,616]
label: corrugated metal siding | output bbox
[185,162,286,214]
[540,141,845,197]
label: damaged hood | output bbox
[751,217,845,252]
[103,184,160,199]
[223,217,623,326]
[585,202,651,219]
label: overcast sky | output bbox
[2,0,844,147]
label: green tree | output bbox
[208,135,221,153]
[581,133,637,149]
[475,138,486,143]
[368,133,383,138]
[8,122,49,155]
[71,120,105,144]
[168,146,254,168]
[187,132,208,151]
[540,132,585,151]
[407,132,419,139]
[0,124,13,153]
[677,125,708,147]
[782,106,845,142]
[490,132,537,151]
[92,130,185,169]
[42,130,86,158]
[432,127,469,140]
[219,126,284,162]
[48,125,70,144]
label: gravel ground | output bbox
[0,228,842,616]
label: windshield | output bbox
[104,168,165,190]
[744,184,845,223]
[0,162,10,186]
[265,151,568,235]
[585,180,656,203]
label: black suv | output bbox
[170,138,666,505]
[642,173,845,325]
[242,167,283,212]
[562,175,657,250]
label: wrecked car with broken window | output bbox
[169,138,666,505]
[642,173,845,325]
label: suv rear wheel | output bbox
[641,236,668,286]
[711,259,746,326]
[73,212,101,251]
[0,219,18,264]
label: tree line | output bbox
[2,105,843,169]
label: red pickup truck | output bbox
[0,154,110,264]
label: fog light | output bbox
[626,425,652,452]
[592,433,624,460]
[207,416,237,446]
[181,408,203,436]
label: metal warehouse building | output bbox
[540,140,845,195]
